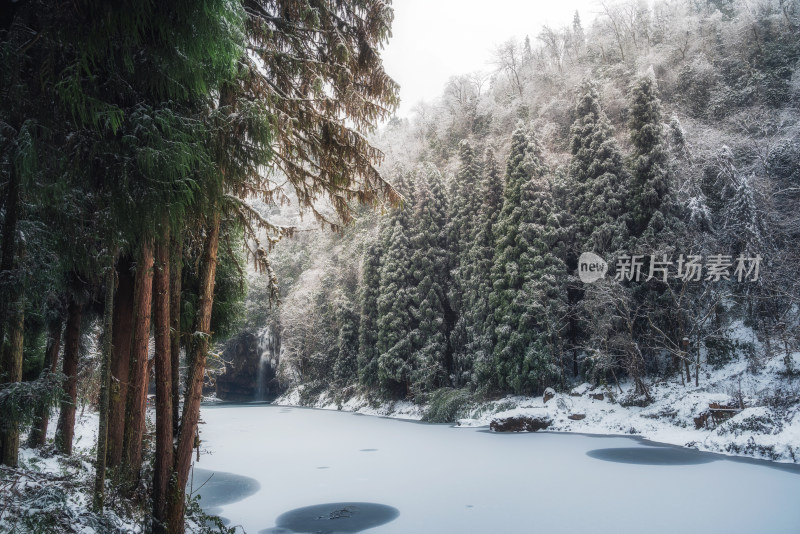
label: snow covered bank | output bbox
[275,351,800,464]
[0,412,144,534]
[0,409,214,534]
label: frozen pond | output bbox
[190,403,800,533]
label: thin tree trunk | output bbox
[170,234,183,436]
[27,318,63,448]
[122,240,154,481]
[166,211,221,534]
[55,299,83,455]
[0,305,24,466]
[0,163,20,358]
[152,229,173,534]
[93,262,116,511]
[695,348,700,387]
[107,257,135,467]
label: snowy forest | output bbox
[1,0,800,533]
[249,0,800,413]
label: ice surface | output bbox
[259,502,399,533]
[194,403,800,534]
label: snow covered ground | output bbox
[276,350,800,464]
[0,410,144,534]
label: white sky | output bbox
[381,0,602,117]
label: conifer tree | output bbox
[369,169,416,397]
[629,72,670,239]
[517,172,569,389]
[724,174,764,257]
[447,141,484,258]
[448,141,484,376]
[357,240,383,388]
[333,296,360,387]
[376,220,415,397]
[489,125,560,395]
[409,166,451,394]
[567,80,630,257]
[458,148,504,386]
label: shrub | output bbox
[421,388,476,423]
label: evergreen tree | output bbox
[459,148,504,386]
[357,240,382,388]
[370,169,417,397]
[567,80,630,257]
[333,295,360,387]
[489,125,561,395]
[724,173,764,258]
[447,141,483,379]
[629,72,670,239]
[517,173,569,390]
[409,166,451,394]
[376,220,415,398]
[447,140,484,258]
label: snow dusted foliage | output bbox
[724,173,764,257]
[566,80,630,256]
[447,141,484,260]
[332,295,360,388]
[408,166,451,395]
[457,148,504,386]
[516,166,569,389]
[241,0,800,419]
[447,141,483,374]
[488,126,564,395]
[628,71,671,241]
[686,192,713,233]
[357,241,383,389]
[376,219,416,397]
[278,267,337,385]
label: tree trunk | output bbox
[55,299,83,455]
[0,163,20,358]
[122,240,154,481]
[107,256,135,467]
[695,348,700,387]
[170,234,183,436]
[93,263,116,511]
[152,229,173,534]
[27,318,63,448]
[166,211,221,534]
[0,305,24,466]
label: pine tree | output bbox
[333,295,360,387]
[357,240,382,388]
[408,166,451,394]
[572,11,585,51]
[369,169,417,398]
[629,72,671,239]
[376,220,415,398]
[448,141,483,258]
[459,148,504,386]
[447,141,483,381]
[567,80,630,257]
[489,125,561,395]
[517,172,569,391]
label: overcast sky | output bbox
[381,0,602,117]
